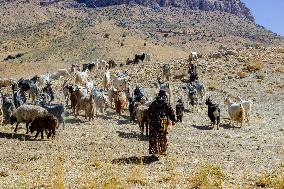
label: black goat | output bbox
[82,63,95,72]
[134,53,145,64]
[205,98,220,130]
[176,99,185,122]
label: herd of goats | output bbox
[0,52,253,140]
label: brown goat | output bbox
[75,89,94,121]
[113,90,127,119]
[134,102,149,135]
[30,113,58,139]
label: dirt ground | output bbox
[0,46,283,188]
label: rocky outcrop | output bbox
[76,0,254,22]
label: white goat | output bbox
[103,70,111,91]
[189,51,198,61]
[237,96,253,124]
[224,96,245,127]
[93,88,108,116]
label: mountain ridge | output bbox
[75,0,255,22]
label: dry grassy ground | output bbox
[0,1,284,188]
[0,46,284,188]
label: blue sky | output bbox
[242,0,284,36]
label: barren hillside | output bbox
[0,0,283,78]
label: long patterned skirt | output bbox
[149,119,168,155]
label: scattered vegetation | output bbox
[188,164,225,189]
[253,170,284,189]
[247,59,264,72]
[208,82,218,91]
[275,66,284,73]
[237,71,247,78]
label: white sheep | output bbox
[224,96,245,127]
[10,104,47,133]
[237,96,253,124]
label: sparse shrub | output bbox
[208,82,217,91]
[266,88,273,94]
[254,171,284,189]
[120,42,124,46]
[277,83,284,89]
[103,177,124,189]
[237,71,247,78]
[247,59,264,72]
[188,164,225,189]
[275,66,284,73]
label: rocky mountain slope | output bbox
[77,0,255,21]
[0,0,283,78]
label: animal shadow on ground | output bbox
[98,114,113,120]
[184,109,191,113]
[65,111,71,117]
[112,155,159,165]
[65,118,86,124]
[117,116,131,125]
[220,123,240,129]
[0,132,33,141]
[116,131,149,141]
[192,124,213,130]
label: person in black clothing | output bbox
[147,90,176,156]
